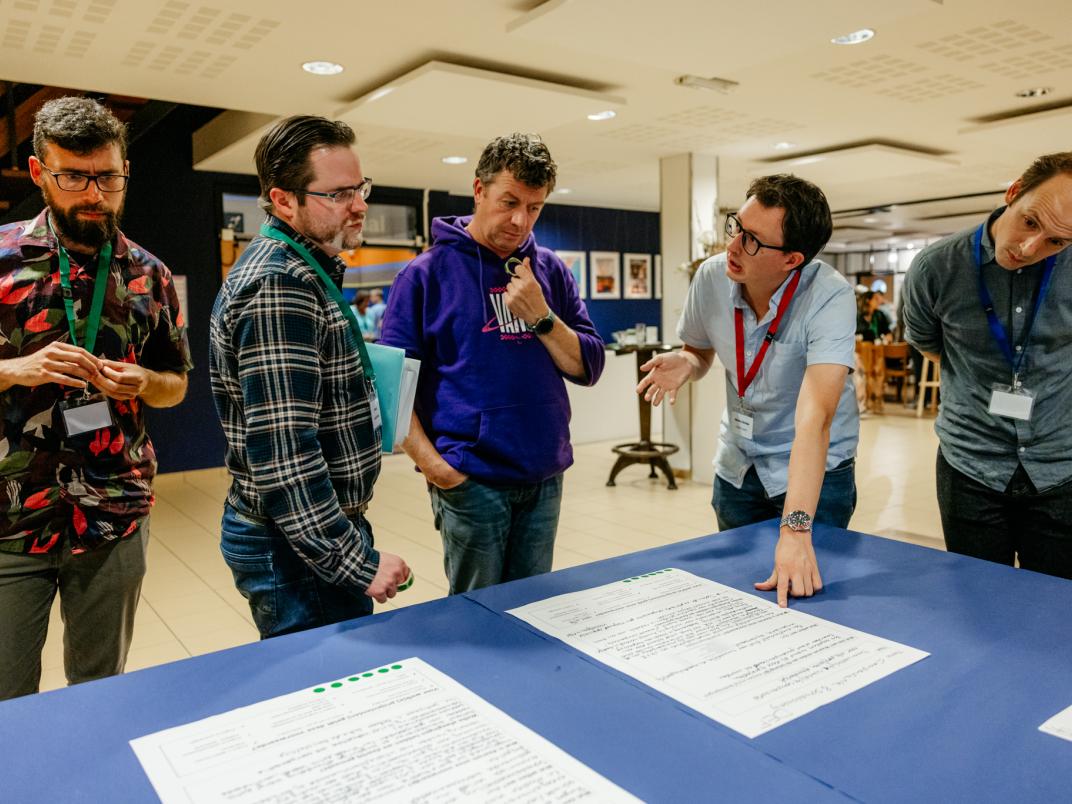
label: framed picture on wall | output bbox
[590,251,621,299]
[623,253,652,299]
[555,250,587,299]
[654,254,662,299]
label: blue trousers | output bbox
[220,503,374,639]
[429,474,563,594]
[712,459,857,531]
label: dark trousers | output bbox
[936,448,1072,580]
[712,459,857,532]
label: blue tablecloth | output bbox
[2,520,1069,802]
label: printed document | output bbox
[508,568,928,738]
[1040,703,1072,743]
[131,657,636,803]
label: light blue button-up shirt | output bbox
[678,254,859,495]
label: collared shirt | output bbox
[0,209,192,554]
[902,209,1072,493]
[678,254,859,496]
[209,216,381,593]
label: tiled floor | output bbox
[38,408,942,693]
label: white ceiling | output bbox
[3,0,1072,246]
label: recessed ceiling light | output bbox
[1015,86,1052,98]
[441,156,468,165]
[555,188,572,194]
[906,243,915,249]
[831,28,875,45]
[367,87,394,102]
[773,141,795,150]
[302,60,344,76]
[587,110,616,121]
[863,216,878,223]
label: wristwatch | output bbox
[779,510,813,532]
[530,309,556,335]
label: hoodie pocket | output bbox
[476,403,565,480]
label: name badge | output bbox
[59,394,115,437]
[367,379,382,433]
[731,404,755,440]
[988,384,1034,421]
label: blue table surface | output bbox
[2,521,1069,803]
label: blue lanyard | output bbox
[973,224,1055,381]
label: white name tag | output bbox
[731,409,755,440]
[367,382,382,433]
[60,397,115,436]
[988,385,1034,421]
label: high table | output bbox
[3,522,1070,802]
[605,343,680,489]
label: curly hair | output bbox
[33,96,127,160]
[475,133,557,191]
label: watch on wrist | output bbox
[530,309,556,335]
[779,509,813,532]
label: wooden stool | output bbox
[916,356,941,417]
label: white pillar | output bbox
[659,153,725,483]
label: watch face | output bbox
[533,315,555,335]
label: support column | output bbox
[659,153,725,483]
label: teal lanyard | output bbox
[50,217,111,354]
[259,224,375,382]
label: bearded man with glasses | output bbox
[0,96,192,699]
[638,174,859,608]
[210,115,409,639]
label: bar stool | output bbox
[916,355,941,417]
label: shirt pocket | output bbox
[759,340,808,395]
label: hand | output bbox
[502,258,550,327]
[754,528,823,608]
[0,343,102,390]
[426,460,468,490]
[91,359,153,401]
[636,352,693,406]
[365,552,410,604]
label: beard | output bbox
[295,206,364,255]
[42,184,124,251]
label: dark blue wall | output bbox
[428,192,661,342]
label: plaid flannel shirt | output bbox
[209,216,381,592]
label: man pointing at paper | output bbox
[637,175,859,608]
[210,116,409,638]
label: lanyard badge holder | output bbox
[51,220,116,437]
[259,225,382,437]
[974,225,1054,423]
[732,269,803,440]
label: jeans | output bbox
[0,521,148,701]
[936,448,1072,580]
[712,459,857,531]
[220,503,374,639]
[429,474,563,594]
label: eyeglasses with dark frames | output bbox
[288,178,373,206]
[725,212,792,257]
[39,163,129,193]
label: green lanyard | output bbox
[259,224,375,382]
[50,218,112,354]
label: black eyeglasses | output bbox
[288,178,373,206]
[725,212,792,257]
[39,163,129,193]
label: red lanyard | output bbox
[734,270,802,399]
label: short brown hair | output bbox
[254,115,356,212]
[33,96,127,160]
[746,174,832,267]
[1011,152,1072,202]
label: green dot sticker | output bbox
[391,664,402,670]
[330,682,343,688]
[362,672,373,678]
[313,687,326,693]
[348,676,359,682]
[377,668,389,673]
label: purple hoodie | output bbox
[380,215,605,484]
